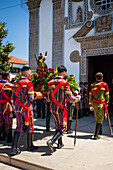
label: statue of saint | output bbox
[76,6,82,23]
[36,52,48,69]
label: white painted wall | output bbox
[65,0,68,17]
[64,28,80,81]
[12,63,28,68]
[39,0,53,68]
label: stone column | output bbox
[52,0,65,69]
[27,0,42,71]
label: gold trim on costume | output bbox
[56,97,64,114]
[63,122,67,126]
[100,87,105,90]
[3,88,12,91]
[25,122,29,125]
[3,102,9,115]
[49,85,55,89]
[65,91,72,95]
[20,101,28,113]
[28,91,34,94]
[105,92,109,95]
[14,84,27,87]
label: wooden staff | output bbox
[74,102,79,146]
[107,112,113,135]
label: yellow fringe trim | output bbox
[28,91,34,94]
[25,122,29,125]
[3,102,9,115]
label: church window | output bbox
[95,0,113,11]
[91,0,113,14]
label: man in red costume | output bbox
[0,71,13,142]
[10,66,38,156]
[47,65,80,153]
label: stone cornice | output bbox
[75,31,113,43]
[26,0,42,10]
[73,20,94,38]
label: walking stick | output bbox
[74,102,79,146]
[107,112,113,136]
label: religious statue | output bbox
[76,6,82,23]
[35,52,48,70]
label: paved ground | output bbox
[0,112,113,170]
[0,162,20,170]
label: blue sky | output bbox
[0,0,29,61]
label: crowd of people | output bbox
[0,65,110,156]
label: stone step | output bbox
[0,154,53,170]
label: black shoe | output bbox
[57,143,64,149]
[10,148,21,156]
[10,131,20,156]
[27,144,39,151]
[94,135,100,140]
[67,130,73,134]
[47,139,54,153]
[57,137,64,149]
[47,129,62,153]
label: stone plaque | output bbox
[70,50,80,62]
[95,14,112,33]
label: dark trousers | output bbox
[46,102,51,118]
[36,99,45,118]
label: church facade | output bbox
[26,0,113,85]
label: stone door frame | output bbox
[82,47,113,82]
[75,32,113,82]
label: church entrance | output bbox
[88,54,113,113]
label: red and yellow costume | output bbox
[89,80,109,124]
[12,76,34,133]
[48,76,80,133]
[0,80,13,130]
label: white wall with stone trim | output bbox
[39,0,53,68]
[64,28,80,81]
